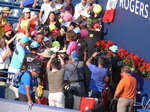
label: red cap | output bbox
[51,28,59,35]
[4,24,13,32]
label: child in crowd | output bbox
[68,22,76,31]
[56,26,67,49]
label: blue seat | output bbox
[7,9,22,19]
[13,0,21,6]
[137,109,150,112]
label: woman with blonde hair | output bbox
[0,38,12,82]
[0,7,12,37]
[17,8,38,36]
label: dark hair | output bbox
[30,47,38,51]
[38,24,44,31]
[98,57,106,66]
[43,25,49,30]
[60,26,67,32]
[37,32,44,36]
[51,57,60,69]
[44,11,56,25]
[69,22,76,28]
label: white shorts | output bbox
[7,66,20,83]
[48,92,65,108]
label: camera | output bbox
[93,50,111,68]
[55,52,70,61]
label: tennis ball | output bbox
[88,18,92,24]
[93,4,102,13]
[52,41,60,48]
[80,29,89,38]
[49,24,56,31]
[20,20,30,30]
[59,18,63,23]
[89,34,94,37]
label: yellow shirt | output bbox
[0,15,7,37]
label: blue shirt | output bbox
[18,71,37,96]
[9,45,30,69]
[24,0,34,6]
[88,64,108,92]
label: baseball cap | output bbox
[73,28,80,34]
[55,4,63,10]
[20,36,31,43]
[23,8,30,13]
[81,10,90,17]
[30,41,40,48]
[31,66,41,74]
[71,51,78,60]
[109,45,118,53]
[31,31,38,36]
[43,37,49,42]
[54,10,60,14]
[4,24,12,32]
[51,28,59,35]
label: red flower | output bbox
[96,41,101,46]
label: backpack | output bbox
[12,70,27,88]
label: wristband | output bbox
[91,57,94,59]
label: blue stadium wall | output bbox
[98,0,150,63]
[72,0,150,63]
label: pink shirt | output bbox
[67,41,78,54]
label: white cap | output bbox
[23,8,30,13]
[55,4,63,10]
[43,37,49,42]
[81,10,90,17]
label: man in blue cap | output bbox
[18,66,40,105]
[8,36,31,81]
[22,41,42,69]
[73,28,88,62]
[105,45,123,106]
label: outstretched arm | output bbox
[86,52,99,66]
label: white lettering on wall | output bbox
[130,0,134,13]
[119,0,149,19]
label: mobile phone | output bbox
[90,3,93,6]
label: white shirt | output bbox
[40,3,55,23]
[0,47,10,69]
[74,2,90,20]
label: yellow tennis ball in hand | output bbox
[20,20,30,30]
[93,4,102,13]
[49,24,56,31]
